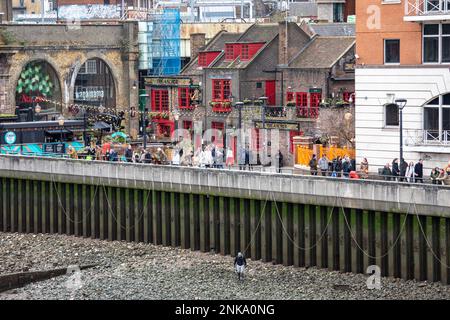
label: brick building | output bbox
[145,22,355,165]
[355,0,450,173]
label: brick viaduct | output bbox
[0,22,139,135]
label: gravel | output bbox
[0,232,449,300]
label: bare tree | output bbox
[316,106,355,147]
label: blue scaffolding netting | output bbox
[138,9,181,76]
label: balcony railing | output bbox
[405,0,450,19]
[405,129,450,145]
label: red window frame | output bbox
[241,44,249,60]
[151,89,169,112]
[295,92,308,117]
[212,79,231,101]
[198,53,207,67]
[225,44,234,61]
[287,92,294,102]
[309,93,321,118]
[178,87,194,109]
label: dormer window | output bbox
[225,44,235,61]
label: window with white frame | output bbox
[423,94,450,140]
[78,60,98,74]
[384,39,400,64]
[423,23,450,63]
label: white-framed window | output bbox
[423,94,450,140]
[78,60,97,74]
[384,39,400,64]
[423,23,450,63]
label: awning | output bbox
[45,129,73,135]
[93,121,111,130]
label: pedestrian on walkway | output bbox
[399,158,408,182]
[276,150,284,173]
[125,144,133,163]
[405,161,415,183]
[392,158,400,181]
[414,159,423,183]
[381,163,392,181]
[360,157,369,179]
[309,154,318,176]
[318,154,329,176]
[430,167,440,185]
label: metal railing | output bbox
[0,153,446,187]
[405,129,450,145]
[405,0,450,16]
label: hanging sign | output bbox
[4,131,16,145]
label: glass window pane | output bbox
[385,103,399,126]
[385,40,400,63]
[443,94,450,105]
[424,37,439,62]
[429,96,440,105]
[424,107,439,132]
[443,37,450,62]
[443,108,450,131]
[443,24,450,35]
[424,24,439,35]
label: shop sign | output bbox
[4,131,16,145]
[254,121,299,131]
[309,88,322,93]
[145,78,191,86]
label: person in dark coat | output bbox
[125,144,133,163]
[309,154,318,175]
[392,158,400,181]
[234,252,247,281]
[381,163,392,181]
[276,150,283,173]
[414,159,424,183]
[399,158,408,182]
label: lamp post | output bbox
[395,98,407,164]
[259,96,268,129]
[83,110,88,146]
[173,110,180,142]
[139,93,149,149]
[234,101,244,130]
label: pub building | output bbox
[146,22,355,165]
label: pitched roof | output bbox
[289,36,355,69]
[307,23,355,37]
[181,31,242,76]
[210,24,280,69]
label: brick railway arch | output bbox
[67,53,120,111]
[10,55,64,114]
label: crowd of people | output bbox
[308,154,359,178]
[73,137,284,171]
[307,153,450,185]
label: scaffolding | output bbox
[140,9,181,76]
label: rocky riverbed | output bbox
[0,232,449,300]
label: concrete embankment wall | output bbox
[0,155,449,284]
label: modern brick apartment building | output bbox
[355,0,450,173]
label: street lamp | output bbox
[173,110,180,142]
[259,96,268,129]
[395,98,407,164]
[234,101,244,129]
[58,115,65,143]
[139,93,149,149]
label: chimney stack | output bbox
[190,33,206,60]
[278,21,289,66]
